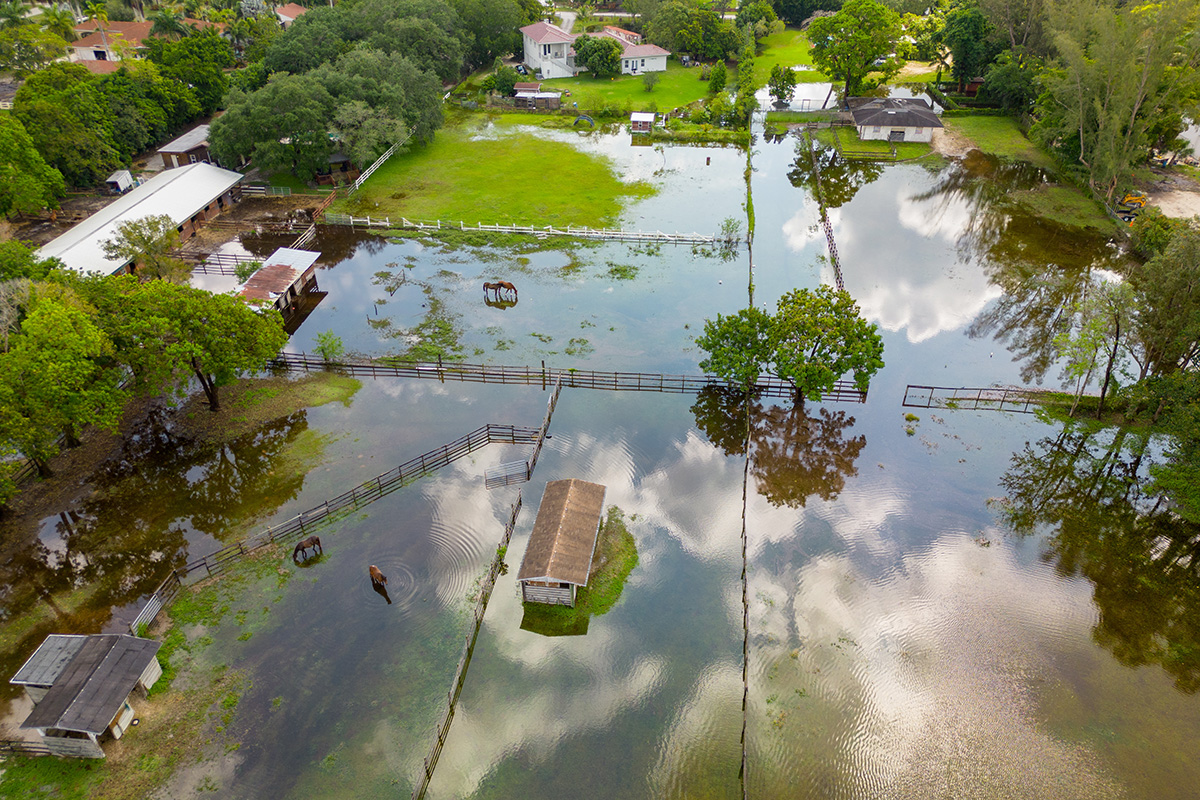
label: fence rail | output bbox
[127,422,541,634]
[902,384,1056,414]
[347,129,413,196]
[0,739,56,757]
[804,132,846,293]
[270,353,867,403]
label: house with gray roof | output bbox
[847,97,943,143]
[10,634,163,758]
[158,124,214,170]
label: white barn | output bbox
[848,97,943,143]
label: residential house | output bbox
[847,97,943,143]
[10,634,163,759]
[71,17,224,63]
[518,21,670,80]
[276,3,309,29]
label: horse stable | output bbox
[518,479,607,607]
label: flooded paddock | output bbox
[2,115,1197,800]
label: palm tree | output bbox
[0,0,30,29]
[149,7,187,39]
[40,5,78,41]
[84,1,109,56]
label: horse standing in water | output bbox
[483,281,517,301]
[369,565,388,587]
[293,536,322,561]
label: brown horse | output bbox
[293,536,322,560]
[369,564,387,586]
[483,280,517,301]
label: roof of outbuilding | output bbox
[19,634,160,736]
[848,97,943,129]
[518,480,606,587]
[159,124,211,154]
[239,248,320,302]
[36,162,244,275]
[10,635,88,688]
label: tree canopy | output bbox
[696,285,884,400]
[0,114,65,217]
[808,0,905,98]
[575,35,623,78]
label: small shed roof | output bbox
[10,635,88,688]
[518,479,606,587]
[19,634,160,735]
[514,82,542,92]
[105,169,132,185]
[630,112,655,123]
[159,124,210,154]
[239,247,320,302]
[37,162,243,275]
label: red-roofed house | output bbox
[276,3,309,28]
[71,18,225,62]
[518,21,669,80]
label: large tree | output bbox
[143,28,235,115]
[807,0,904,98]
[574,34,623,78]
[696,285,884,400]
[100,214,189,283]
[0,115,65,217]
[1130,223,1200,379]
[0,24,69,77]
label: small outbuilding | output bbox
[239,247,321,311]
[158,124,213,170]
[10,634,162,759]
[105,169,134,194]
[630,112,655,133]
[518,479,607,607]
[847,97,943,143]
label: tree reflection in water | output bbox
[787,139,885,210]
[0,408,314,688]
[691,386,866,507]
[996,420,1200,693]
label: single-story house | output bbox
[158,124,213,170]
[276,3,308,28]
[847,97,943,143]
[239,247,321,316]
[10,634,162,759]
[518,21,669,80]
[518,479,607,607]
[631,111,655,133]
[37,162,244,275]
[72,17,223,62]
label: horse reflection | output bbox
[292,536,322,562]
[371,580,392,604]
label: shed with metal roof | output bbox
[11,633,163,758]
[518,479,606,607]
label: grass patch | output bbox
[265,172,311,193]
[943,115,1056,169]
[541,62,711,113]
[829,128,933,160]
[1007,185,1116,233]
[753,28,817,86]
[334,114,654,227]
[178,373,361,443]
[519,507,638,637]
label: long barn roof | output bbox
[518,479,606,587]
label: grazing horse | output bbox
[293,536,322,561]
[369,564,388,587]
[483,280,518,301]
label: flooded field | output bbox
[2,116,1197,800]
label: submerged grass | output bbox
[334,114,655,228]
[519,507,638,636]
[944,115,1056,169]
[1008,186,1116,233]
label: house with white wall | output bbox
[518,22,669,80]
[848,97,943,143]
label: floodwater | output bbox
[2,114,1198,800]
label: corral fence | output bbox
[411,492,524,800]
[347,129,413,196]
[322,214,736,247]
[902,384,1056,414]
[241,184,293,196]
[127,422,541,634]
[484,379,562,489]
[269,353,868,403]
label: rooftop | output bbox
[240,247,320,303]
[848,97,943,129]
[159,124,211,154]
[519,21,576,45]
[518,479,607,587]
[37,162,244,275]
[17,634,160,736]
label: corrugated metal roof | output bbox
[239,248,320,302]
[36,162,243,275]
[10,635,87,688]
[21,634,160,735]
[158,124,210,154]
[518,480,606,587]
[630,112,656,122]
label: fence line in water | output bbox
[902,384,1057,414]
[803,132,847,293]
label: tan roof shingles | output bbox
[518,479,606,587]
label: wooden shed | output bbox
[10,634,162,758]
[630,111,655,133]
[518,479,606,607]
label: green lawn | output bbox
[944,115,1056,169]
[1009,186,1116,232]
[819,127,933,160]
[541,62,712,113]
[754,28,822,85]
[332,113,655,227]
